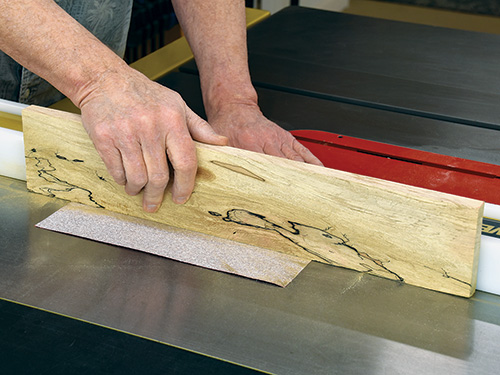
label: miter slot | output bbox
[294,135,500,180]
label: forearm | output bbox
[172,0,258,118]
[0,0,128,106]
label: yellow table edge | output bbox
[0,111,23,132]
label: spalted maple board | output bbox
[23,106,484,297]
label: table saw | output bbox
[1,6,500,374]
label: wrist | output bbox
[69,58,130,108]
[204,82,259,120]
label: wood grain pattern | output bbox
[23,105,484,297]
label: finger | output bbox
[292,140,324,166]
[119,141,149,196]
[94,143,127,185]
[281,143,306,162]
[141,141,170,213]
[185,108,228,146]
[165,128,198,205]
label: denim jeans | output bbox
[0,0,133,106]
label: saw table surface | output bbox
[3,6,500,374]
[1,176,500,374]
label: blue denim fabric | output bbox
[0,0,133,106]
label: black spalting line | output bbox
[96,172,107,182]
[421,264,472,288]
[209,209,405,282]
[55,152,84,163]
[27,149,104,209]
[441,268,471,287]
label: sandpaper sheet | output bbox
[36,203,310,287]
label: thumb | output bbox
[185,107,228,146]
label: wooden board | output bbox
[23,105,484,297]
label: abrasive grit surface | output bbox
[36,203,310,286]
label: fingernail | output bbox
[174,196,187,204]
[145,204,158,213]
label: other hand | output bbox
[207,102,323,166]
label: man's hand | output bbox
[0,1,229,213]
[172,0,321,167]
[208,102,323,166]
[78,67,227,213]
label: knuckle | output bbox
[163,107,185,125]
[130,172,148,189]
[91,125,112,144]
[110,169,126,184]
[172,155,197,173]
[148,172,169,187]
[167,90,183,103]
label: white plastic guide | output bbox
[0,97,27,115]
[478,203,500,296]
[1,97,498,296]
[0,98,27,180]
